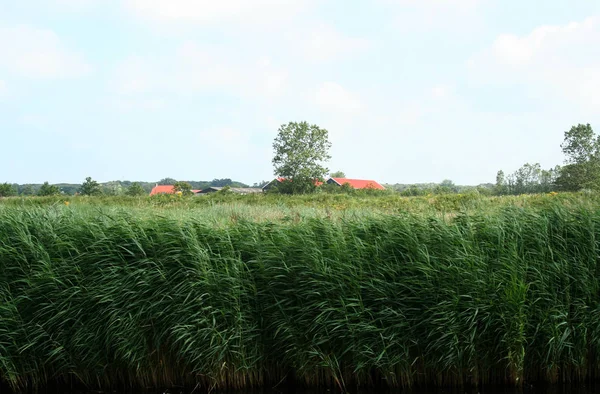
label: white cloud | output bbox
[383,0,481,31]
[314,82,362,113]
[113,97,166,112]
[431,85,451,99]
[468,16,600,111]
[0,25,92,79]
[388,0,479,10]
[300,25,370,62]
[112,55,159,94]
[198,127,251,155]
[111,42,288,99]
[52,0,100,9]
[124,0,309,25]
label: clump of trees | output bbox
[494,164,561,195]
[0,183,17,197]
[495,123,600,195]
[555,123,600,191]
[125,182,146,196]
[38,182,61,196]
[79,177,102,196]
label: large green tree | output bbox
[79,177,102,196]
[556,123,600,191]
[38,182,61,196]
[272,121,332,194]
[0,183,17,197]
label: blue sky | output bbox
[1,0,600,185]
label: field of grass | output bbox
[1,193,600,391]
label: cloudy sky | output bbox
[1,0,600,185]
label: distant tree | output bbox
[272,121,332,194]
[540,166,561,193]
[21,184,35,196]
[210,178,233,187]
[0,183,17,197]
[126,182,146,196]
[497,163,559,195]
[495,170,508,195]
[555,164,590,192]
[102,182,124,196]
[79,177,102,196]
[38,182,61,196]
[434,179,458,194]
[173,181,193,196]
[158,178,177,185]
[556,124,600,191]
[329,171,346,178]
[400,186,428,197]
[561,123,599,164]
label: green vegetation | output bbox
[37,182,61,196]
[0,183,17,197]
[173,181,194,196]
[79,176,102,196]
[329,170,346,178]
[1,192,600,391]
[494,123,600,195]
[272,121,332,194]
[125,182,146,197]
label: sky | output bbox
[1,0,600,186]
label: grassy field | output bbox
[1,192,600,391]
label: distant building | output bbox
[261,178,324,191]
[149,185,201,195]
[327,178,385,190]
[197,187,262,195]
[149,185,174,195]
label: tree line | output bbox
[494,123,600,195]
[0,178,250,197]
[2,122,598,198]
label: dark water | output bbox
[22,386,598,394]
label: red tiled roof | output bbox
[150,185,175,195]
[329,178,385,190]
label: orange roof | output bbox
[329,178,385,190]
[150,185,175,195]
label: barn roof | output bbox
[149,185,175,195]
[328,178,385,190]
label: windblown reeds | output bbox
[1,200,599,391]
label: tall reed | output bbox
[1,199,599,391]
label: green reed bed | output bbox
[1,200,600,391]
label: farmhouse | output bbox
[149,185,201,195]
[262,177,385,191]
[327,178,385,190]
[149,185,174,195]
[261,178,324,191]
[197,187,262,195]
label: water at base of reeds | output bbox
[9,385,599,394]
